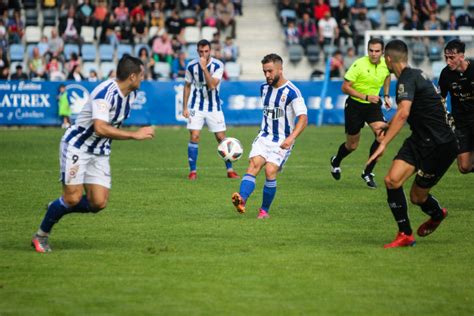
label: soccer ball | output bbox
[217,137,243,162]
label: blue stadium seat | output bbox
[280,9,297,25]
[26,44,36,58]
[64,44,80,60]
[186,44,199,60]
[99,44,115,62]
[412,42,426,65]
[436,0,448,8]
[43,9,57,27]
[450,0,465,9]
[25,9,38,26]
[83,62,100,76]
[288,44,304,63]
[428,44,442,62]
[306,44,321,64]
[385,9,400,27]
[368,10,382,28]
[134,44,149,57]
[117,44,133,59]
[431,61,445,79]
[9,44,24,61]
[364,0,379,9]
[81,44,96,62]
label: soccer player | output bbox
[231,53,308,219]
[367,40,458,248]
[31,55,155,253]
[438,39,474,174]
[182,39,239,180]
[329,38,392,189]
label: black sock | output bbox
[387,187,412,235]
[364,140,380,175]
[419,194,444,221]
[333,142,352,166]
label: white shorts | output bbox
[249,135,293,169]
[187,110,226,132]
[59,141,111,189]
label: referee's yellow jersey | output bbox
[344,56,390,104]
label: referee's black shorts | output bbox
[455,124,474,154]
[394,138,458,189]
[344,97,385,135]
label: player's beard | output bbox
[269,74,280,87]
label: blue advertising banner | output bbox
[0,80,405,126]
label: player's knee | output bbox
[346,142,358,151]
[89,200,107,212]
[384,175,402,189]
[409,193,426,205]
[458,164,472,174]
[190,135,200,143]
[63,195,82,207]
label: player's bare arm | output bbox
[342,80,380,104]
[383,75,392,109]
[280,114,308,149]
[94,119,155,140]
[367,100,411,164]
[182,82,192,118]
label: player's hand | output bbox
[366,142,386,166]
[280,136,294,149]
[368,95,380,104]
[134,126,155,140]
[199,57,207,69]
[384,95,392,109]
[182,108,189,118]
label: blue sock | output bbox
[40,197,70,233]
[225,160,233,171]
[188,142,198,172]
[239,173,256,201]
[40,196,93,233]
[261,179,277,212]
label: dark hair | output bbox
[261,53,283,65]
[197,39,211,48]
[445,39,465,54]
[116,54,144,81]
[368,38,384,49]
[384,39,408,62]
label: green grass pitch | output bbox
[0,126,472,315]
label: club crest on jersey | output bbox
[263,106,285,120]
[397,84,408,98]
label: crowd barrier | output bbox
[0,80,411,126]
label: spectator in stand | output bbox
[88,69,98,82]
[0,47,9,79]
[329,50,345,78]
[10,64,28,80]
[48,28,65,60]
[46,55,65,81]
[101,13,120,47]
[424,11,444,45]
[29,47,48,80]
[93,0,108,39]
[285,20,300,45]
[138,46,154,80]
[222,36,238,62]
[350,0,368,21]
[171,35,184,58]
[333,0,352,46]
[211,31,222,53]
[78,0,95,26]
[61,7,82,44]
[233,0,242,16]
[166,10,184,37]
[130,3,145,21]
[150,1,165,28]
[152,32,174,64]
[66,52,81,74]
[38,36,50,58]
[114,0,130,28]
[67,64,85,81]
[296,0,313,19]
[279,0,296,25]
[203,2,218,27]
[7,10,24,44]
[0,19,6,40]
[445,12,458,42]
[298,12,317,51]
[318,11,339,52]
[353,12,372,53]
[132,13,148,44]
[402,11,422,30]
[413,0,436,23]
[345,46,357,69]
[216,0,236,39]
[106,69,116,79]
[171,50,187,79]
[313,0,330,22]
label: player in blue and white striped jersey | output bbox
[232,54,308,219]
[182,39,239,180]
[31,55,155,253]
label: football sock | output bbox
[188,142,198,172]
[333,142,351,166]
[239,173,256,201]
[225,160,233,171]
[419,194,444,221]
[261,179,277,212]
[40,196,70,233]
[364,140,380,175]
[387,187,412,235]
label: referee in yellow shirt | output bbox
[330,38,392,188]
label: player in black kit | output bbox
[438,39,474,174]
[367,40,458,248]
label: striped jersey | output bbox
[185,57,224,112]
[62,79,135,156]
[259,80,307,142]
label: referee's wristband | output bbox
[384,95,390,98]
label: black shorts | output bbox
[455,124,474,154]
[344,97,385,135]
[394,138,458,189]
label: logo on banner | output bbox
[65,84,90,115]
[132,91,146,110]
[174,84,187,122]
